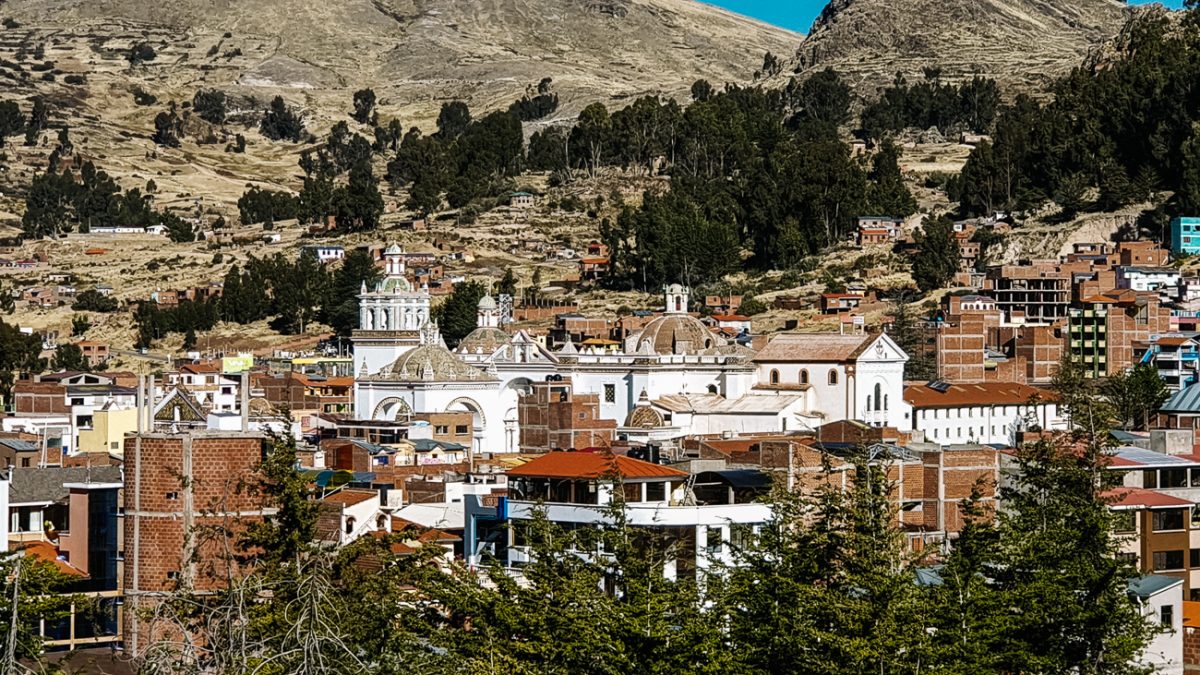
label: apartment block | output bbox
[517,378,617,452]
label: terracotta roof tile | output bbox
[904,382,1058,408]
[754,333,876,363]
[320,489,378,506]
[507,452,687,480]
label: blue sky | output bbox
[706,0,1185,33]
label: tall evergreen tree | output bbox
[912,217,959,292]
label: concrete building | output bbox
[1069,290,1171,378]
[903,381,1064,446]
[1172,217,1200,257]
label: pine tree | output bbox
[433,280,486,348]
[912,217,959,292]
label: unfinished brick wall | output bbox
[1184,623,1200,670]
[122,432,267,656]
[518,381,615,452]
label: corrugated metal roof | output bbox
[1128,575,1183,599]
[1162,383,1200,413]
[1109,446,1200,468]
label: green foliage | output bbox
[691,79,714,102]
[912,217,959,292]
[51,342,88,371]
[508,77,559,121]
[737,294,768,316]
[351,87,376,124]
[72,289,118,313]
[1103,364,1170,431]
[162,212,196,243]
[260,96,304,142]
[610,191,741,287]
[152,105,183,147]
[527,126,570,172]
[497,267,518,298]
[0,99,24,146]
[71,313,90,336]
[436,100,472,140]
[860,73,999,141]
[192,89,226,125]
[0,556,78,663]
[24,96,48,146]
[570,102,611,177]
[127,41,157,65]
[333,161,384,232]
[890,291,935,381]
[132,87,157,106]
[434,280,486,349]
[135,298,219,348]
[321,249,380,337]
[866,139,917,217]
[786,67,852,129]
[237,187,299,227]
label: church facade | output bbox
[352,252,911,455]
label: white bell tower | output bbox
[477,295,499,328]
[663,284,690,314]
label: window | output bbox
[604,384,616,403]
[1144,470,1158,489]
[435,425,449,434]
[70,397,84,406]
[873,383,883,411]
[1117,552,1138,566]
[1191,548,1200,568]
[1112,510,1136,533]
[455,425,469,435]
[20,458,29,468]
[769,369,780,385]
[706,527,723,553]
[828,369,838,385]
[622,483,642,503]
[1154,509,1186,532]
[1162,468,1188,488]
[799,369,809,385]
[646,482,666,501]
[1153,550,1185,571]
[1162,604,1175,627]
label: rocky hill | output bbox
[794,0,1135,92]
[5,0,797,119]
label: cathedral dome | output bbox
[378,276,412,293]
[635,314,721,355]
[457,327,513,354]
[377,344,497,382]
[477,295,497,311]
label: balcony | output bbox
[507,500,772,529]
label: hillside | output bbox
[4,0,797,118]
[794,0,1134,92]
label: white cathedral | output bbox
[353,245,913,456]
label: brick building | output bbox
[1068,290,1171,377]
[122,430,269,656]
[518,378,617,452]
[984,263,1072,324]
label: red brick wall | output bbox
[13,382,68,414]
[122,432,267,654]
[1184,621,1200,670]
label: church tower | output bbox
[477,295,498,328]
[663,284,690,315]
[352,244,432,376]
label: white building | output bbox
[903,381,1065,446]
[495,452,772,578]
[1128,575,1184,675]
[752,332,910,430]
[353,244,432,377]
[304,245,345,264]
[1118,266,1181,293]
[316,489,391,546]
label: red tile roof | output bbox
[904,382,1059,408]
[321,489,378,506]
[1104,487,1194,510]
[507,452,687,480]
[19,541,87,577]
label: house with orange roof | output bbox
[316,488,390,546]
[476,451,772,578]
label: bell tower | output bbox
[663,284,690,314]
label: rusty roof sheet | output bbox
[507,452,687,480]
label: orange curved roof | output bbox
[507,452,687,480]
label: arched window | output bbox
[770,369,780,385]
[345,517,356,535]
[707,384,718,394]
[800,369,809,385]
[828,369,838,385]
[874,383,883,411]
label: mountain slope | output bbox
[794,0,1133,92]
[5,0,798,117]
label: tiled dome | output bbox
[635,314,720,355]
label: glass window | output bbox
[1144,470,1158,489]
[646,482,666,501]
[1162,604,1174,627]
[1153,509,1185,532]
[1191,548,1200,568]
[1153,550,1185,571]
[455,425,469,435]
[828,369,838,385]
[770,369,780,385]
[1162,469,1188,488]
[604,384,616,403]
[800,370,809,385]
[622,483,641,503]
